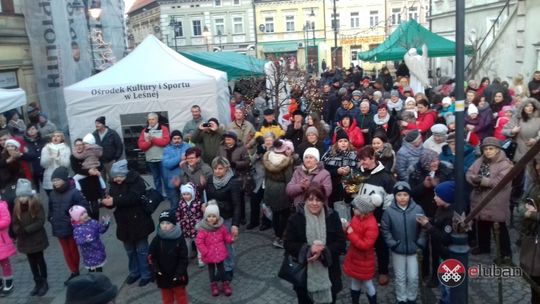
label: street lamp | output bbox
[309,8,316,74]
[202,26,211,52]
[169,17,181,51]
[88,0,102,20]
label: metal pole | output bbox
[333,0,337,67]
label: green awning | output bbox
[358,19,474,62]
[261,41,299,53]
[179,51,266,80]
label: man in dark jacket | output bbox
[92,116,123,182]
[284,110,305,152]
[529,71,540,101]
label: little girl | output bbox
[149,210,189,304]
[0,198,16,295]
[381,182,426,304]
[176,183,204,267]
[69,205,110,272]
[11,179,49,297]
[196,200,234,297]
[343,194,381,304]
[494,105,514,141]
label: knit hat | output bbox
[404,130,421,143]
[65,273,118,304]
[393,181,412,195]
[170,129,183,139]
[352,194,382,215]
[445,114,456,126]
[95,116,106,125]
[82,133,95,145]
[4,139,20,149]
[208,117,219,126]
[69,205,87,222]
[338,88,348,96]
[442,97,453,106]
[204,200,220,218]
[501,105,514,113]
[431,124,449,135]
[273,139,294,154]
[435,181,455,205]
[481,136,501,149]
[159,209,177,225]
[305,126,319,137]
[420,149,439,171]
[110,159,129,178]
[222,130,238,141]
[352,90,362,97]
[405,97,416,105]
[180,183,195,198]
[263,108,274,116]
[467,104,479,115]
[51,166,69,182]
[16,178,35,197]
[335,128,349,141]
[303,147,320,162]
[390,90,400,97]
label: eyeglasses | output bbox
[185,156,198,160]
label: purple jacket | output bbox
[286,162,332,206]
[73,219,109,268]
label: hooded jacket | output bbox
[381,199,427,255]
[395,141,424,182]
[262,150,294,211]
[162,141,193,188]
[92,127,123,162]
[343,213,379,281]
[286,162,332,207]
[331,119,365,150]
[502,98,540,161]
[48,182,90,238]
[191,127,224,164]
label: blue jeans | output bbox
[165,185,179,210]
[147,161,165,196]
[223,218,235,273]
[123,238,151,280]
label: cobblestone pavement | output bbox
[2,191,532,304]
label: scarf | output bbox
[212,168,234,190]
[321,149,357,168]
[157,224,182,239]
[196,216,224,232]
[304,204,332,303]
[373,113,390,126]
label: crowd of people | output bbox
[0,68,539,304]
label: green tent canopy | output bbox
[357,19,474,62]
[180,51,266,81]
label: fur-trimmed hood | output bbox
[515,98,540,120]
[262,150,294,173]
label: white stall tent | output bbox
[64,35,230,140]
[0,88,26,113]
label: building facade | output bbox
[127,0,161,49]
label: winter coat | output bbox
[376,143,396,174]
[350,162,395,220]
[502,98,540,161]
[529,79,540,101]
[395,141,424,182]
[413,110,437,135]
[424,206,454,260]
[322,148,357,204]
[262,151,294,211]
[0,201,16,260]
[368,114,401,151]
[108,171,155,242]
[284,208,347,295]
[343,213,379,281]
[37,121,57,140]
[183,118,204,141]
[439,144,477,173]
[191,127,224,165]
[0,152,26,189]
[381,199,427,255]
[176,198,203,239]
[70,155,104,202]
[296,140,326,162]
[473,102,494,141]
[149,233,189,289]
[11,202,49,254]
[162,142,193,188]
[520,181,540,276]
[466,150,513,223]
[137,124,170,162]
[335,106,361,126]
[332,119,365,150]
[255,121,285,140]
[205,176,242,226]
[48,183,90,238]
[40,143,71,190]
[227,120,256,148]
[286,162,332,207]
[356,113,374,132]
[196,224,233,264]
[180,160,213,195]
[409,161,454,218]
[73,219,109,268]
[23,135,46,178]
[218,141,251,191]
[92,127,123,162]
[284,124,305,152]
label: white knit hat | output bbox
[82,133,96,145]
[180,183,195,198]
[204,200,220,218]
[303,147,320,162]
[467,104,479,115]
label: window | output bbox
[214,0,221,7]
[233,0,240,5]
[0,0,14,13]
[214,18,225,35]
[409,7,418,20]
[192,20,202,36]
[331,13,340,30]
[392,8,401,25]
[173,20,183,37]
[286,15,295,32]
[369,10,379,27]
[233,16,244,34]
[350,12,359,28]
[265,16,274,33]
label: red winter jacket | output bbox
[412,110,437,135]
[332,119,365,151]
[137,124,170,152]
[343,213,379,281]
[195,224,233,264]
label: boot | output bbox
[367,293,377,304]
[350,289,361,304]
[210,282,219,297]
[222,281,232,297]
[37,280,49,297]
[30,278,41,296]
[2,278,13,295]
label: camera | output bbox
[202,123,210,128]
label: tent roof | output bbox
[358,19,474,62]
[0,88,26,113]
[66,35,227,92]
[179,51,266,80]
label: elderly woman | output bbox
[283,185,347,304]
[204,156,242,280]
[40,131,71,197]
[466,137,513,264]
[356,101,374,135]
[101,160,155,286]
[322,129,357,205]
[297,126,326,162]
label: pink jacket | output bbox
[0,201,16,260]
[286,162,332,206]
[195,224,233,264]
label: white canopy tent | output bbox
[0,88,26,113]
[64,35,230,140]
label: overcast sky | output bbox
[124,0,135,13]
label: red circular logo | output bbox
[437,259,466,287]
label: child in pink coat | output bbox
[195,200,233,297]
[0,200,17,295]
[494,105,514,141]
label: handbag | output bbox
[278,254,307,288]
[140,180,164,214]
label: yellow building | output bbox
[254,0,325,72]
